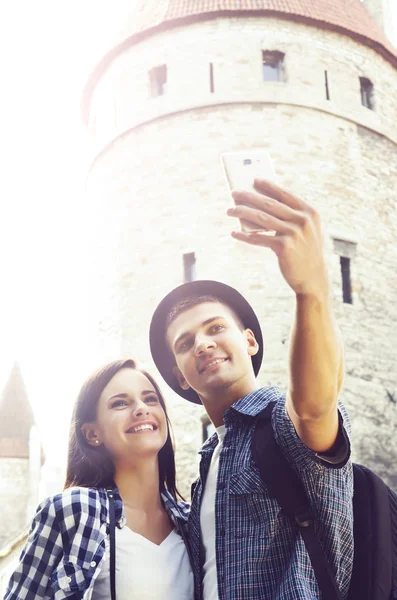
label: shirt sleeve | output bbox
[4,496,64,599]
[272,397,352,474]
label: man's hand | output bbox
[227,179,329,301]
[228,178,345,453]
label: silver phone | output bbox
[221,149,276,232]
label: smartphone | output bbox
[221,149,276,232]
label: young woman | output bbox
[5,358,194,599]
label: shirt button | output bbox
[66,576,72,583]
[90,561,97,567]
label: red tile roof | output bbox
[82,0,397,123]
[129,0,396,57]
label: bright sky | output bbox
[1,1,397,477]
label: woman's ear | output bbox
[81,423,102,447]
[173,366,190,391]
[245,328,260,357]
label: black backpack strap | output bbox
[106,488,117,600]
[253,402,343,600]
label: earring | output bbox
[95,440,100,445]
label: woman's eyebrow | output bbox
[107,392,128,403]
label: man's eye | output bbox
[111,399,128,408]
[210,324,224,333]
[178,340,191,352]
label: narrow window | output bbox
[333,238,356,305]
[325,70,330,100]
[262,51,285,82]
[209,62,215,93]
[360,77,374,110]
[340,257,352,304]
[149,65,167,97]
[183,251,196,283]
[202,418,216,442]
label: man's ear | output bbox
[173,366,190,391]
[245,328,260,357]
[81,423,102,447]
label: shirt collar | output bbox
[228,385,282,417]
[199,386,282,455]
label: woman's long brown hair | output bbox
[64,358,180,500]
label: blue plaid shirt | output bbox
[189,387,354,600]
[5,486,191,600]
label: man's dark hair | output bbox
[165,294,245,332]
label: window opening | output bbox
[183,252,196,283]
[262,51,285,82]
[360,77,374,110]
[149,65,167,97]
[325,70,330,100]
[210,63,215,93]
[340,257,353,304]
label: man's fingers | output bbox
[231,230,282,250]
[227,205,295,235]
[253,178,310,211]
[231,190,300,223]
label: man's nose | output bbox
[194,335,216,356]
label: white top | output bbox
[200,424,226,600]
[92,525,194,600]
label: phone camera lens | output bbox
[243,159,252,165]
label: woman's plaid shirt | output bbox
[189,386,354,600]
[5,486,191,600]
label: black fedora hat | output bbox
[149,280,263,404]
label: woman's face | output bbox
[83,368,168,465]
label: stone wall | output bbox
[0,459,31,548]
[85,15,397,495]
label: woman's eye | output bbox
[111,399,128,408]
[145,396,159,404]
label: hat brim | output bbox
[149,280,263,404]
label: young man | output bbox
[149,179,353,599]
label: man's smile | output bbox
[198,357,230,374]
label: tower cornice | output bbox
[81,6,397,125]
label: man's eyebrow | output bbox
[173,316,225,349]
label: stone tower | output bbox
[0,364,44,548]
[82,0,397,493]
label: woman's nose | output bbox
[134,401,149,417]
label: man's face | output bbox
[166,301,259,400]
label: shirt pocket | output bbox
[229,465,265,496]
[228,466,272,539]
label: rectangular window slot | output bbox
[360,77,374,110]
[183,251,196,283]
[262,50,285,82]
[149,64,167,97]
[210,62,215,93]
[340,256,353,304]
[325,70,330,100]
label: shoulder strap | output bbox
[253,402,343,600]
[106,488,117,600]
